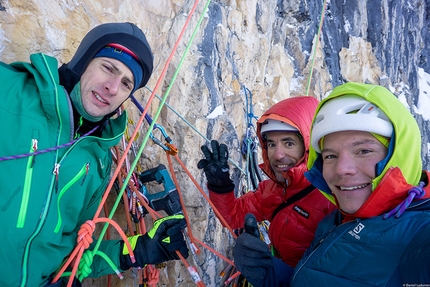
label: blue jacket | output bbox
[264,197,430,286]
[291,198,430,286]
[258,83,430,286]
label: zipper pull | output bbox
[74,116,84,139]
[31,139,38,168]
[81,163,90,186]
[53,163,60,193]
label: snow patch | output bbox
[417,68,430,121]
[290,77,301,92]
[207,105,223,119]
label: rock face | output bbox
[1,0,429,286]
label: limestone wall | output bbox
[1,0,429,286]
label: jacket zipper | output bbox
[20,54,62,287]
[16,139,38,228]
[54,162,90,233]
[53,163,61,193]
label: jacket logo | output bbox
[293,205,309,219]
[353,223,365,233]
[349,223,365,240]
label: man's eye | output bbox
[103,64,113,72]
[267,143,275,148]
[123,81,132,90]
[323,154,336,161]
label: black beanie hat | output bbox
[66,22,153,90]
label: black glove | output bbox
[197,140,234,193]
[120,214,189,269]
[233,213,274,286]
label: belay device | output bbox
[139,164,182,216]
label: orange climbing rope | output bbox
[51,0,203,285]
[50,0,333,285]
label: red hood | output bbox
[342,168,430,222]
[257,96,319,186]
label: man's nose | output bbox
[335,154,357,176]
[273,145,286,159]
[104,77,121,95]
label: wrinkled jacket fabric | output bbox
[209,96,335,267]
[0,54,126,286]
[265,82,430,286]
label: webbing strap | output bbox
[271,185,315,220]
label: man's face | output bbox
[321,131,388,214]
[80,57,134,118]
[266,131,305,182]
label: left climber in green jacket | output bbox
[0,22,188,287]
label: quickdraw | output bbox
[51,0,330,285]
[241,86,263,192]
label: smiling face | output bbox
[80,57,134,118]
[321,131,388,214]
[266,131,305,182]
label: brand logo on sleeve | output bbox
[99,159,105,169]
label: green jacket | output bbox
[0,53,127,286]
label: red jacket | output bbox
[209,96,335,267]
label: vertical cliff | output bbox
[1,0,429,286]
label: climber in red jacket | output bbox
[198,96,335,269]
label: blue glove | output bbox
[233,213,274,286]
[197,140,234,193]
[120,214,188,269]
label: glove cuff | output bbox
[119,236,147,270]
[119,241,137,270]
[208,182,235,194]
[122,235,141,255]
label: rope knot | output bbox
[146,265,160,286]
[77,250,94,279]
[408,182,426,198]
[77,220,95,249]
[383,182,426,219]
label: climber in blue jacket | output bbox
[233,82,430,286]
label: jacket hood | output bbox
[65,22,153,91]
[306,82,423,217]
[257,96,319,185]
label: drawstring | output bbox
[383,181,426,219]
[0,125,98,162]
